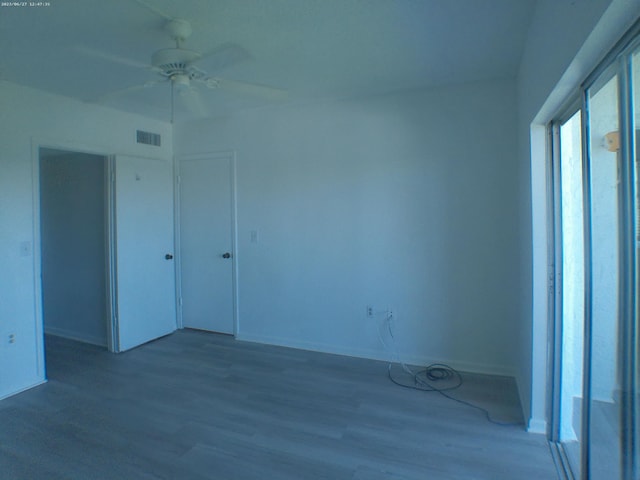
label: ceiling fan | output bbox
[80,17,287,121]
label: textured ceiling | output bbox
[0,0,536,122]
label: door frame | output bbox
[31,138,118,373]
[546,104,584,479]
[174,150,239,335]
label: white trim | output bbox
[529,123,551,435]
[515,375,529,430]
[230,151,240,337]
[0,379,47,402]
[106,156,119,352]
[173,155,184,330]
[44,327,107,347]
[30,139,45,380]
[235,332,517,377]
[527,418,548,434]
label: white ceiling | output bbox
[0,0,536,123]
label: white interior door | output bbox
[115,155,177,351]
[178,153,235,334]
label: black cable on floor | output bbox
[387,362,523,427]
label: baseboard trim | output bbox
[235,332,516,377]
[527,417,547,434]
[0,378,47,401]
[514,373,530,430]
[45,326,107,347]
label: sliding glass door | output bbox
[551,31,640,480]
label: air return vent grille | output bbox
[136,130,161,147]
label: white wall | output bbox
[0,81,172,400]
[175,79,521,376]
[40,151,107,346]
[516,0,640,432]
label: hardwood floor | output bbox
[0,330,558,479]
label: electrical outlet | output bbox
[387,308,393,318]
[367,305,374,318]
[1,333,16,349]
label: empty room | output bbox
[1,1,640,479]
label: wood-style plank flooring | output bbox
[0,330,558,479]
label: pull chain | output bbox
[170,79,175,124]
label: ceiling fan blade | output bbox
[75,46,150,69]
[209,78,288,101]
[132,0,174,20]
[197,43,252,72]
[180,87,209,118]
[90,80,164,103]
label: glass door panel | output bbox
[586,72,622,480]
[558,110,585,478]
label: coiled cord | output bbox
[378,312,522,427]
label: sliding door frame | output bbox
[548,21,640,480]
[615,47,637,480]
[547,102,583,480]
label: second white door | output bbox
[178,153,235,334]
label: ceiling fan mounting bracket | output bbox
[164,18,193,43]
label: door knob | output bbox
[165,254,173,260]
[222,252,232,259]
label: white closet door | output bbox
[115,155,177,351]
[178,153,235,334]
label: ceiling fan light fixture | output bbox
[172,73,191,93]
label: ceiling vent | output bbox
[136,130,161,147]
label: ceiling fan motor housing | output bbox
[151,48,201,76]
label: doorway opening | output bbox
[39,148,113,351]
